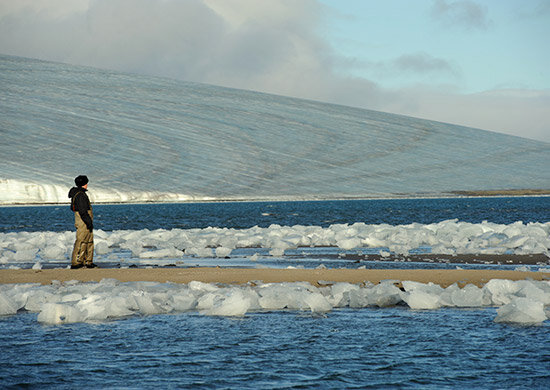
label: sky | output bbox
[0,0,549,142]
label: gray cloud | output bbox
[519,0,550,19]
[392,52,459,76]
[0,0,332,95]
[0,0,548,142]
[385,87,550,143]
[431,0,491,30]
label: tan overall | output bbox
[71,207,94,266]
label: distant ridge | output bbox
[1,54,549,204]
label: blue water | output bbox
[2,308,549,389]
[1,197,549,388]
[1,196,549,232]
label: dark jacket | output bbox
[68,187,93,230]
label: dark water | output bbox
[2,197,549,232]
[2,308,549,389]
[1,197,549,388]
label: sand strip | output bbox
[1,268,548,288]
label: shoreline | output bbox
[1,191,549,207]
[1,268,548,288]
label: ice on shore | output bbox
[1,278,548,325]
[0,179,195,205]
[494,298,547,324]
[1,220,549,267]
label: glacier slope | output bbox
[1,54,549,204]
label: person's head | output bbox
[75,175,89,188]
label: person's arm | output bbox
[75,193,93,231]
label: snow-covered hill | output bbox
[1,54,549,204]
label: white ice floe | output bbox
[1,220,549,267]
[494,298,547,324]
[1,278,549,325]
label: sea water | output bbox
[2,197,548,232]
[2,308,549,389]
[1,197,549,388]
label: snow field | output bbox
[0,179,196,205]
[0,278,549,325]
[4,56,550,204]
[1,220,549,266]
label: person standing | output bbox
[68,175,97,269]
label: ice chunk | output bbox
[447,284,487,307]
[200,289,256,316]
[41,244,67,259]
[215,247,232,258]
[0,292,19,315]
[269,248,285,257]
[337,238,362,250]
[368,282,403,307]
[342,282,377,308]
[403,290,441,310]
[196,291,218,311]
[402,281,444,295]
[483,279,521,305]
[258,283,314,311]
[185,247,213,258]
[76,294,107,320]
[131,291,164,315]
[348,288,371,308]
[494,297,547,324]
[258,284,294,310]
[102,296,134,319]
[24,288,56,312]
[2,278,549,325]
[324,282,360,307]
[13,248,38,261]
[2,220,550,268]
[401,281,444,309]
[303,292,332,313]
[37,303,85,324]
[189,280,219,293]
[139,248,182,259]
[94,241,111,255]
[170,292,197,312]
[516,281,550,305]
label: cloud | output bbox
[0,0,548,142]
[392,52,459,76]
[516,0,550,19]
[431,0,491,30]
[384,87,550,143]
[345,52,459,79]
[0,0,330,94]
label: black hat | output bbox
[75,175,89,187]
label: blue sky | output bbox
[0,0,549,142]
[320,0,549,93]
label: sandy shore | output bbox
[1,268,548,288]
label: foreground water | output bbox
[2,307,549,388]
[1,197,549,388]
